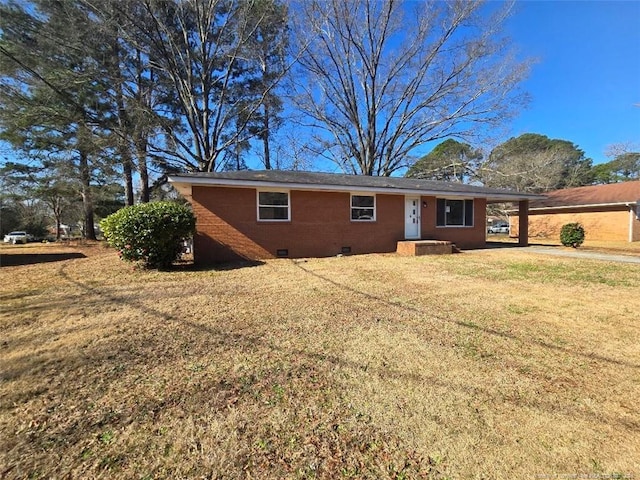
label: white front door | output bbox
[405,196,420,239]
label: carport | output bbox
[486,198,537,247]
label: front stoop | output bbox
[396,240,453,256]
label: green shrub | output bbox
[100,201,195,269]
[560,222,585,248]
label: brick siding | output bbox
[510,207,638,242]
[190,186,487,263]
[420,196,487,248]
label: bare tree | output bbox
[604,142,640,159]
[291,0,530,176]
[482,150,566,193]
[121,0,293,173]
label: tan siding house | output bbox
[509,181,640,242]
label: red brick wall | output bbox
[191,187,408,263]
[190,187,488,263]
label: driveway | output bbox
[526,246,640,264]
[475,243,640,264]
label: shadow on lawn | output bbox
[293,262,640,371]
[4,259,633,433]
[2,266,434,479]
[171,259,265,272]
[0,252,86,267]
[50,258,640,375]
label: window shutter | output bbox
[436,199,445,226]
[464,200,474,226]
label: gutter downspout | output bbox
[626,202,637,243]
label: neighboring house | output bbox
[509,181,640,243]
[168,170,540,264]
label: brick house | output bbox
[168,170,540,264]
[509,181,640,242]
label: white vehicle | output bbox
[3,231,28,244]
[488,223,509,234]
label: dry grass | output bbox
[1,242,639,479]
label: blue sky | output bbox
[504,0,640,164]
[1,1,638,171]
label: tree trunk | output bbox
[122,149,135,206]
[110,16,136,206]
[136,139,150,203]
[263,102,271,170]
[53,197,62,241]
[79,149,96,240]
[135,50,151,203]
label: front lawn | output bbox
[1,244,638,479]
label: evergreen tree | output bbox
[242,0,288,170]
[481,133,593,192]
[406,139,483,183]
[591,152,640,184]
[0,0,116,239]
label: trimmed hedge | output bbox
[560,222,585,248]
[100,201,195,269]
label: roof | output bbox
[528,181,640,209]
[168,170,542,202]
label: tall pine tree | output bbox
[0,0,116,239]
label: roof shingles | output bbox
[530,181,640,208]
[170,170,541,201]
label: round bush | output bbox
[100,201,196,269]
[560,222,585,248]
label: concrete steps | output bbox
[396,240,454,256]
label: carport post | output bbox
[518,200,529,246]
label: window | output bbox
[436,199,474,227]
[351,194,375,221]
[257,191,290,221]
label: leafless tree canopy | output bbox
[482,149,567,193]
[118,0,292,173]
[292,0,530,176]
[604,142,640,159]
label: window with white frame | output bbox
[257,190,290,221]
[351,194,375,221]
[436,199,474,227]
